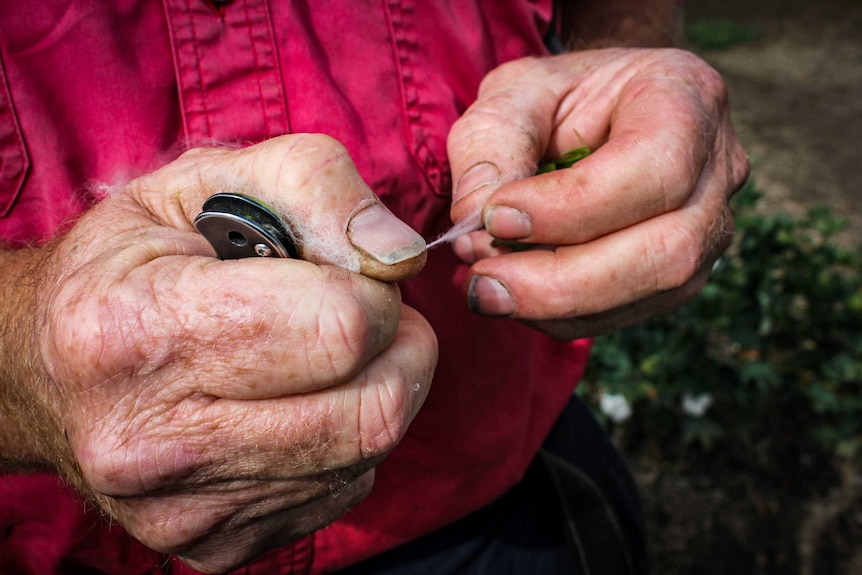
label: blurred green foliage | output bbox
[685,20,760,50]
[580,180,862,481]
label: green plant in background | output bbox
[685,20,759,51]
[580,180,862,481]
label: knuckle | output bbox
[653,222,706,292]
[126,504,241,570]
[655,202,734,295]
[358,374,412,460]
[313,290,376,383]
[670,48,726,91]
[78,434,150,496]
[79,421,192,497]
[45,281,140,384]
[294,132,350,159]
[658,49,730,121]
[249,133,354,193]
[177,145,222,160]
[264,132,349,166]
[172,147,226,172]
[680,54,731,114]
[117,508,185,554]
[172,145,236,175]
[731,146,752,193]
[479,56,538,93]
[701,63,730,104]
[298,277,400,388]
[647,135,701,209]
[45,293,102,378]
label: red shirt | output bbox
[0,2,590,573]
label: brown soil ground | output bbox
[631,2,862,574]
[689,0,862,244]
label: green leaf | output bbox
[536,146,591,173]
[582,176,862,466]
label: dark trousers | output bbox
[339,396,648,574]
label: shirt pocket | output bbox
[0,49,29,218]
[385,0,549,200]
[385,0,475,200]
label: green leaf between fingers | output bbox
[536,146,591,174]
[491,146,592,250]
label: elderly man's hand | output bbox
[447,48,750,339]
[10,135,436,574]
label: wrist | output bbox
[0,246,78,483]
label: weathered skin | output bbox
[448,48,750,339]
[0,134,437,574]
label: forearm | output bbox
[558,0,683,49]
[0,247,72,477]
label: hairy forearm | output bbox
[558,0,683,49]
[0,247,73,478]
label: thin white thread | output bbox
[426,204,484,249]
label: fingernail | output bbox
[453,162,500,205]
[485,206,532,240]
[467,275,516,317]
[348,203,426,265]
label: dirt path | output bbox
[686,0,862,245]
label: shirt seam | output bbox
[0,48,29,217]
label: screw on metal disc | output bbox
[194,193,298,260]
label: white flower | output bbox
[682,392,714,417]
[600,393,633,423]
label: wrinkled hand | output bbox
[34,135,436,573]
[447,48,750,339]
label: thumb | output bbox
[128,134,427,282]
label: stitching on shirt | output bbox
[243,0,271,138]
[183,0,214,140]
[0,49,29,218]
[262,0,290,134]
[383,0,448,197]
[382,0,410,142]
[168,0,288,144]
[242,0,288,138]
